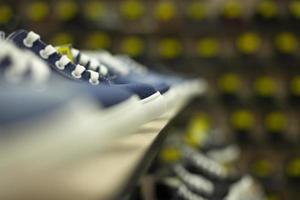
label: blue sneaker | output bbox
[75,49,170,94]
[3,38,170,124]
[72,48,169,118]
[114,55,207,98]
[114,55,209,112]
[6,30,160,98]
[0,39,153,139]
[6,30,166,120]
[0,39,137,108]
[71,48,168,118]
[0,83,78,126]
[83,50,206,109]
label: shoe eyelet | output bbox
[71,71,82,79]
[23,39,33,48]
[89,79,99,85]
[55,61,65,70]
[39,50,49,59]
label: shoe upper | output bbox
[7,30,110,85]
[0,36,136,108]
[71,48,159,99]
[115,55,184,86]
[6,30,158,102]
[78,50,170,94]
[81,83,139,107]
[0,82,83,125]
[116,55,208,96]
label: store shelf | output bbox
[0,109,180,200]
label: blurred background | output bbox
[1,0,300,199]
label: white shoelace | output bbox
[22,31,101,85]
[174,164,214,194]
[115,55,148,74]
[71,48,108,76]
[177,185,207,200]
[183,146,228,178]
[0,40,50,84]
[84,51,129,75]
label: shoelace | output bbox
[206,145,240,164]
[177,185,207,200]
[174,164,214,194]
[71,48,109,76]
[22,31,102,85]
[83,51,130,75]
[183,146,228,178]
[115,55,148,74]
[0,40,50,84]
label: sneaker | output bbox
[0,39,142,119]
[71,48,167,118]
[6,30,166,121]
[181,146,241,185]
[114,55,207,102]
[155,176,264,200]
[178,148,264,198]
[80,50,189,110]
[77,50,170,94]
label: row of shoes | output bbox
[0,30,206,171]
[153,134,265,200]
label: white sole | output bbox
[140,91,167,121]
[163,88,177,110]
[169,79,208,111]
[182,79,207,98]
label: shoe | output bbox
[78,50,170,94]
[155,175,264,200]
[71,48,167,119]
[178,148,264,198]
[181,146,241,185]
[114,54,207,108]
[6,30,166,121]
[115,55,206,89]
[80,50,185,110]
[84,50,203,107]
[0,40,153,168]
[0,39,141,116]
